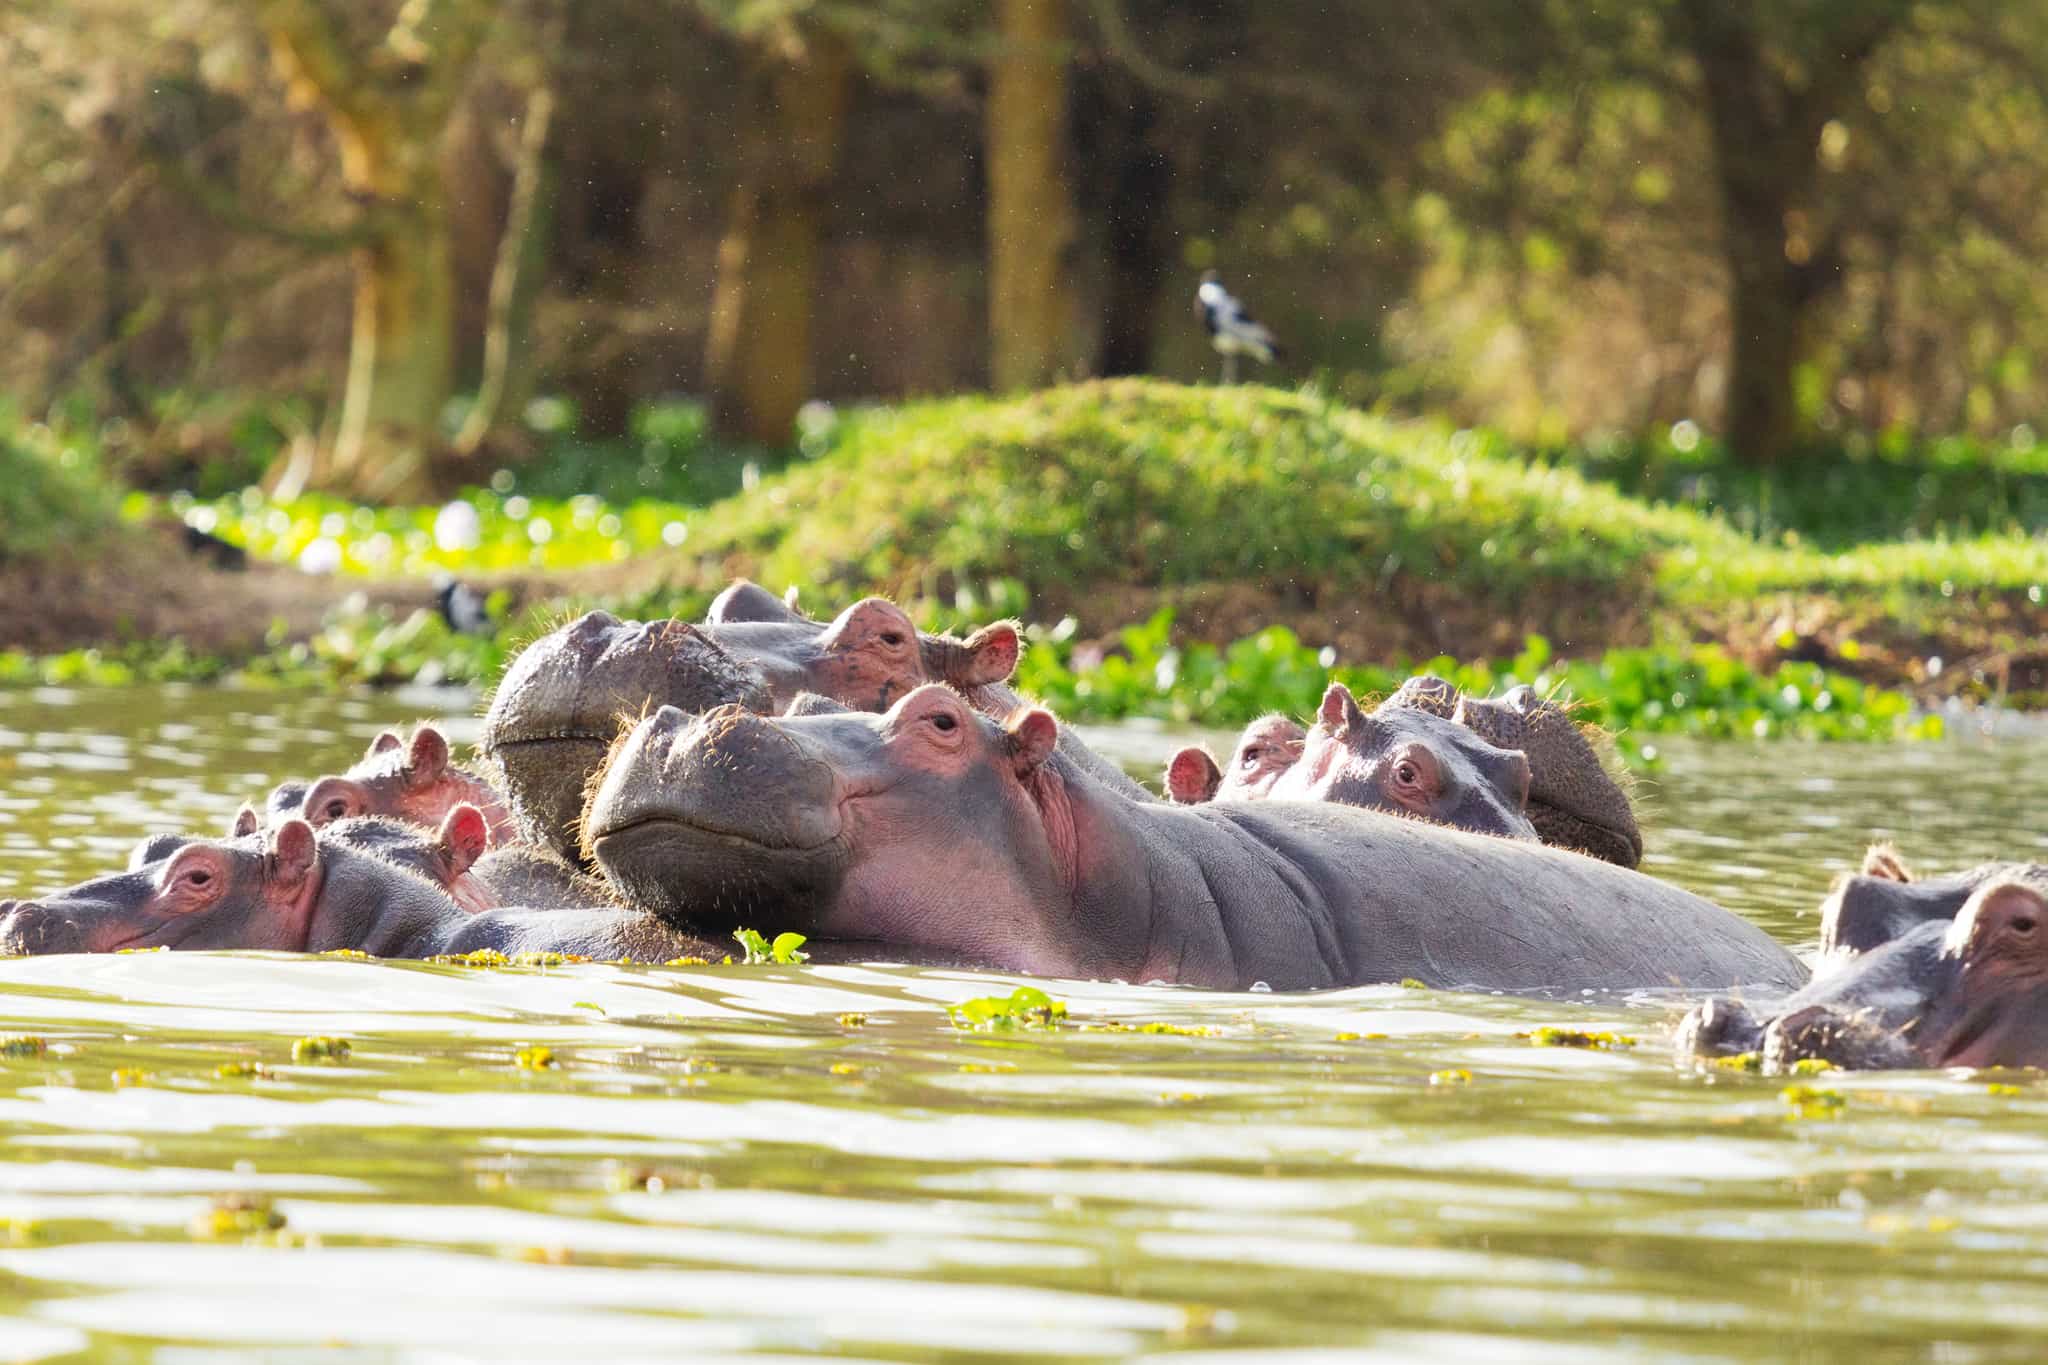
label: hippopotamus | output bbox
[296,725,518,847]
[1164,714,1305,804]
[1,819,717,960]
[1376,676,1642,867]
[133,809,611,917]
[1819,843,2048,956]
[1677,877,2048,1071]
[1263,683,1534,840]
[578,684,1804,995]
[478,583,1152,860]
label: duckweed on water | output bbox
[430,948,511,968]
[1789,1057,1838,1075]
[946,987,1068,1032]
[1523,1027,1639,1050]
[1780,1084,1847,1119]
[514,1047,557,1071]
[1085,1021,1221,1037]
[1708,1052,1764,1073]
[0,1036,48,1059]
[665,955,712,967]
[1334,1031,1389,1042]
[109,1067,151,1087]
[1988,1083,2025,1096]
[290,1036,350,1063]
[214,1060,272,1080]
[1429,1068,1474,1086]
[836,1013,869,1027]
[319,948,371,961]
[190,1194,287,1242]
[732,928,810,965]
[509,951,587,968]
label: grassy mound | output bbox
[693,380,1736,613]
[684,380,2048,618]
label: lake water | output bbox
[1,685,2047,1362]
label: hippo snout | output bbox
[0,902,84,956]
[1674,995,1764,1058]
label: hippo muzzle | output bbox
[481,612,774,858]
[583,705,848,930]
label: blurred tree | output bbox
[256,0,494,495]
[986,0,1083,389]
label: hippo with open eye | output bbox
[296,724,519,847]
[1678,878,2048,1072]
[476,587,1029,860]
[1164,714,1305,805]
[578,683,1804,995]
[5,816,714,961]
[1818,842,2048,957]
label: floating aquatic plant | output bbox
[291,1036,350,1063]
[732,929,809,965]
[947,986,1068,1032]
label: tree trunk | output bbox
[986,0,1082,391]
[705,35,851,446]
[454,87,556,458]
[1095,84,1171,377]
[332,178,454,496]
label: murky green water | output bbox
[2,687,2047,1362]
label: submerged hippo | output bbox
[1678,878,2048,1071]
[580,684,1803,995]
[297,725,518,848]
[1820,843,2048,957]
[1378,676,1642,867]
[477,588,1023,858]
[1266,682,1535,841]
[130,809,612,917]
[1,819,716,960]
[1165,714,1306,804]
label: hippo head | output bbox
[583,684,1085,973]
[1265,683,1537,842]
[1438,684,1642,868]
[1165,715,1307,805]
[0,822,325,955]
[299,726,513,848]
[320,808,496,914]
[477,589,1021,860]
[1680,879,2048,1072]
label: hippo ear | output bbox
[230,804,262,838]
[437,806,490,877]
[1861,843,1913,883]
[960,622,1021,686]
[268,819,319,888]
[367,730,404,757]
[1004,709,1060,779]
[1165,747,1222,804]
[1317,682,1367,733]
[1502,750,1533,811]
[406,726,450,787]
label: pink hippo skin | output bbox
[1,817,717,960]
[580,684,1805,996]
[300,725,520,848]
[1164,715,1306,805]
[1679,878,2048,1072]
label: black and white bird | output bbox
[1195,269,1283,383]
[433,573,493,635]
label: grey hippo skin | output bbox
[476,584,1025,860]
[1263,682,1534,841]
[581,684,1804,996]
[129,810,614,916]
[1677,877,2048,1071]
[1818,842,2048,956]
[1,819,719,960]
[1379,675,1643,868]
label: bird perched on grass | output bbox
[433,573,493,635]
[1195,270,1283,383]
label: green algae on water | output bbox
[291,1036,350,1063]
[0,1036,48,1059]
[191,1194,287,1242]
[1523,1027,1639,1050]
[947,986,1067,1032]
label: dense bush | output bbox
[0,416,115,563]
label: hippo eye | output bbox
[323,800,349,820]
[881,631,906,647]
[930,712,957,733]
[1395,762,1420,786]
[2014,915,2038,935]
[1240,746,1262,767]
[183,868,211,888]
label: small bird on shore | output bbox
[1195,270,1283,383]
[434,573,493,635]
